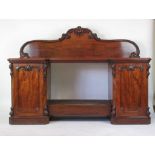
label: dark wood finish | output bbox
[8,26,151,125]
[19,26,140,59]
[48,100,111,117]
[9,62,49,124]
[111,62,150,124]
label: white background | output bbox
[0,0,155,155]
[0,20,155,136]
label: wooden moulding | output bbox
[111,116,150,125]
[47,100,112,117]
[9,116,49,125]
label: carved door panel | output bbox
[12,63,47,117]
[113,63,149,117]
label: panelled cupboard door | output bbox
[12,63,47,117]
[113,63,149,117]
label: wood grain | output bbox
[48,100,111,117]
[8,26,151,124]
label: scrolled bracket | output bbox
[129,52,140,58]
[20,52,29,58]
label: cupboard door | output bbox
[12,63,47,117]
[113,63,149,118]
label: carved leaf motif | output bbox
[71,26,88,36]
[88,33,101,40]
[59,33,71,41]
[118,65,144,71]
[16,65,40,71]
[59,26,101,40]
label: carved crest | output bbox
[59,26,101,41]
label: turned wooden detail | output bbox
[8,27,151,125]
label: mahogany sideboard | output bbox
[8,26,151,125]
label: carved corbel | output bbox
[9,63,13,77]
[146,64,150,78]
[9,107,14,116]
[111,64,116,77]
[44,105,48,116]
[147,107,150,118]
[111,104,116,117]
[43,62,48,80]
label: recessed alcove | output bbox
[49,63,110,100]
[47,63,112,118]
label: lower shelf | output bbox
[47,100,112,117]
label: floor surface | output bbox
[0,109,155,136]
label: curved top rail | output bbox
[20,26,140,59]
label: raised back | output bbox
[20,26,140,59]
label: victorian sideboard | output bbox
[8,26,151,125]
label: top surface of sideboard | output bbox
[8,58,151,63]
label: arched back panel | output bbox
[20,26,140,59]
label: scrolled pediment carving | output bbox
[59,26,101,41]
